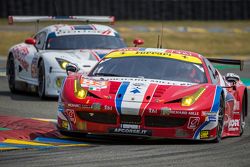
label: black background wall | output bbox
[0,0,249,20]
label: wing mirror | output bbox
[66,63,79,75]
[133,38,144,47]
[25,38,36,45]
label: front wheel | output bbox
[7,54,17,93]
[213,96,225,143]
[240,94,246,136]
[38,59,46,98]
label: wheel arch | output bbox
[6,52,14,75]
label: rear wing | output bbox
[208,58,244,71]
[8,16,115,25]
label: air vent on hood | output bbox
[153,85,167,97]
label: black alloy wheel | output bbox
[214,96,225,143]
[240,94,246,136]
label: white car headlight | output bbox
[56,58,71,70]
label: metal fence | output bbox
[1,0,250,20]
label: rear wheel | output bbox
[240,94,246,136]
[213,96,225,143]
[38,59,46,98]
[7,54,17,93]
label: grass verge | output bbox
[0,19,250,57]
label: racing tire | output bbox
[240,94,246,136]
[38,59,46,99]
[213,96,225,143]
[7,54,17,93]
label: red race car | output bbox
[57,48,248,142]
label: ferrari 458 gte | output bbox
[57,48,248,142]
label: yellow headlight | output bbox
[182,96,194,106]
[74,79,87,99]
[61,61,69,69]
[181,87,206,106]
[56,58,70,70]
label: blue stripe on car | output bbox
[193,86,222,139]
[194,121,210,139]
[211,86,222,112]
[115,82,130,115]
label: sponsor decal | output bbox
[65,109,76,124]
[91,103,101,111]
[80,78,107,90]
[228,119,240,131]
[202,111,217,116]
[121,124,139,129]
[149,108,158,114]
[31,57,38,78]
[104,105,112,111]
[12,45,30,71]
[161,109,199,116]
[133,83,145,87]
[187,117,200,129]
[67,103,81,108]
[109,128,152,136]
[200,130,209,139]
[160,107,171,115]
[130,87,141,94]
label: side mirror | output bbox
[133,39,144,47]
[25,38,36,45]
[66,63,79,75]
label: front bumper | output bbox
[45,71,67,97]
[57,104,219,140]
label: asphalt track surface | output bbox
[0,60,250,167]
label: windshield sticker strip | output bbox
[106,51,202,64]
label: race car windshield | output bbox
[46,35,126,50]
[89,56,208,84]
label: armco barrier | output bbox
[0,0,250,20]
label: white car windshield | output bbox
[46,35,126,50]
[89,56,207,83]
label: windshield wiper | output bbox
[93,72,123,77]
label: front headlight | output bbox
[56,58,70,70]
[181,87,206,106]
[74,79,87,99]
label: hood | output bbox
[79,76,204,103]
[43,50,99,72]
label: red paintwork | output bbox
[58,49,247,141]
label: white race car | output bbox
[6,16,141,98]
